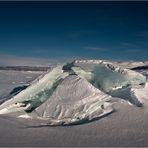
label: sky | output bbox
[0,1,148,65]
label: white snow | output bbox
[134,82,148,101]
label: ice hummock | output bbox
[0,60,147,126]
[0,66,69,114]
[71,60,146,93]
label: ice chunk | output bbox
[0,66,69,114]
[72,61,146,93]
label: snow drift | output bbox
[0,60,147,126]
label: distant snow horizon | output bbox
[0,53,148,67]
[0,54,75,66]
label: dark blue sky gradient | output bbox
[0,1,148,60]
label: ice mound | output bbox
[0,60,147,126]
[32,75,113,125]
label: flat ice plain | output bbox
[0,60,148,147]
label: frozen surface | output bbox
[0,60,147,146]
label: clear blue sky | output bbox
[0,1,148,61]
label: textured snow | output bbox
[33,75,113,125]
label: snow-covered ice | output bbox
[0,60,147,126]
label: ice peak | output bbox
[74,60,103,64]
